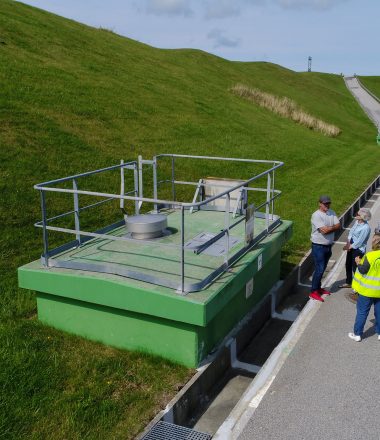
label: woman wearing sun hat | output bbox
[339,208,371,289]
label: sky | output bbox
[21,0,380,75]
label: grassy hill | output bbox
[359,76,380,101]
[1,0,379,438]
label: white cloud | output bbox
[238,0,350,10]
[204,0,241,19]
[263,0,349,10]
[143,0,349,19]
[207,29,240,47]
[145,0,193,16]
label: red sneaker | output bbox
[309,291,324,302]
[319,288,331,296]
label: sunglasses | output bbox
[321,202,331,205]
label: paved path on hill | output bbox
[345,76,380,128]
[214,193,380,440]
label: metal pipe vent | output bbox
[126,214,168,240]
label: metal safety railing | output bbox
[34,154,284,293]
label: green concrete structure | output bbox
[18,209,292,367]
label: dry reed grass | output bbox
[231,84,341,137]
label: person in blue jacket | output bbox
[339,208,371,289]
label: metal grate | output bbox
[141,421,212,440]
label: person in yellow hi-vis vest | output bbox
[348,234,380,342]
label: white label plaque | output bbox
[246,278,254,298]
[258,254,263,271]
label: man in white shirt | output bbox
[310,195,341,302]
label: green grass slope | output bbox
[1,1,379,438]
[359,76,380,100]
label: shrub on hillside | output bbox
[231,84,341,137]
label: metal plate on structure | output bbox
[185,232,240,256]
[123,228,173,241]
[141,421,212,440]
[35,209,284,293]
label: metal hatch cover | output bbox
[141,421,212,440]
[184,232,241,257]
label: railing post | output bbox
[138,155,143,211]
[134,162,139,215]
[266,173,271,232]
[180,205,185,293]
[73,178,81,245]
[153,156,158,213]
[190,179,203,215]
[40,190,49,266]
[271,169,275,219]
[171,155,176,203]
[120,159,125,214]
[224,193,230,267]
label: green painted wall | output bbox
[20,266,206,326]
[37,293,199,366]
[35,249,281,367]
[19,221,292,367]
[196,251,280,362]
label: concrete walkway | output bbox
[214,193,380,440]
[345,76,380,127]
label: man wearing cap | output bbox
[310,196,341,302]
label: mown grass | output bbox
[359,76,380,101]
[0,321,190,439]
[1,1,379,438]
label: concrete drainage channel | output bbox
[139,288,300,440]
[138,175,380,440]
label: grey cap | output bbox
[319,195,331,204]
